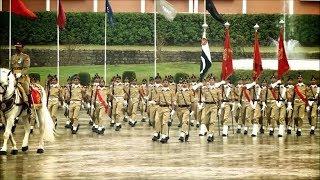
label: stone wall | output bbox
[0,49,319,67]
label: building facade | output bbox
[1,0,319,14]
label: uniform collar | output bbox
[51,84,59,88]
[180,88,189,91]
[298,82,304,86]
[73,84,81,88]
[162,87,170,91]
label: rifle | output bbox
[46,78,50,107]
[64,83,72,118]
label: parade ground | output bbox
[0,110,319,179]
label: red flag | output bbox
[57,0,67,29]
[277,28,290,79]
[221,27,234,80]
[253,31,263,81]
[12,0,37,20]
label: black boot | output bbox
[98,128,106,135]
[296,130,301,136]
[207,135,214,142]
[287,129,292,134]
[160,137,168,143]
[269,130,274,136]
[110,122,115,127]
[310,129,315,135]
[236,129,241,134]
[152,133,160,141]
[244,130,248,135]
[178,136,184,142]
[259,127,264,134]
[115,125,122,131]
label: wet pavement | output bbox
[1,110,319,179]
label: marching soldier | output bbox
[123,77,130,122]
[239,78,253,135]
[293,74,307,136]
[306,76,319,135]
[152,78,175,143]
[139,79,149,122]
[111,75,126,131]
[148,75,162,128]
[233,79,244,133]
[47,75,63,128]
[63,76,72,124]
[198,75,222,142]
[93,79,110,134]
[259,79,268,134]
[220,79,234,137]
[87,74,102,132]
[127,78,140,127]
[190,74,198,127]
[11,42,30,111]
[176,78,194,142]
[66,75,85,134]
[285,77,295,134]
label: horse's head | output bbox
[0,68,14,102]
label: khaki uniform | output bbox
[139,84,149,119]
[67,84,84,128]
[260,86,268,127]
[11,53,30,103]
[148,84,161,126]
[86,84,99,124]
[48,84,62,123]
[293,83,307,128]
[286,85,295,127]
[112,83,126,125]
[93,86,110,127]
[176,88,194,134]
[233,84,243,127]
[240,87,252,127]
[190,82,199,124]
[221,84,234,126]
[128,85,140,121]
[306,85,319,127]
[201,85,221,134]
[154,87,175,136]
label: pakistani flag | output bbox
[200,39,212,80]
[157,0,177,21]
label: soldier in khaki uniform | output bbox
[123,77,130,122]
[11,42,30,107]
[259,79,268,134]
[306,76,319,135]
[47,75,62,128]
[232,79,243,133]
[249,79,262,137]
[152,78,175,143]
[66,75,85,134]
[111,75,126,131]
[189,75,198,127]
[239,78,253,135]
[285,77,295,134]
[198,75,222,142]
[86,74,101,132]
[220,79,233,137]
[148,75,162,127]
[127,79,140,127]
[139,79,149,122]
[176,78,194,142]
[93,79,110,134]
[293,74,307,136]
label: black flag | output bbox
[200,39,212,81]
[206,0,224,24]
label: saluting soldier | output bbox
[47,75,63,128]
[306,76,319,135]
[220,79,233,137]
[127,78,140,127]
[293,74,307,136]
[11,42,31,110]
[152,78,175,143]
[139,79,149,122]
[176,78,194,142]
[66,75,85,134]
[111,75,126,131]
[198,75,222,142]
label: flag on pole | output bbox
[253,31,263,81]
[57,0,66,29]
[221,26,234,80]
[12,0,37,19]
[157,0,177,21]
[206,0,224,24]
[200,38,212,81]
[277,28,289,79]
[105,0,115,27]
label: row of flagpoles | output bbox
[7,0,290,83]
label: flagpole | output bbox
[57,0,60,82]
[9,0,11,69]
[203,0,206,24]
[104,12,107,82]
[153,0,157,77]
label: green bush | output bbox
[0,12,319,46]
[174,72,189,83]
[122,71,136,82]
[78,72,91,86]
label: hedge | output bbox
[0,12,319,46]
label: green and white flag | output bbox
[157,0,177,21]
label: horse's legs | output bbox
[0,116,14,154]
[9,134,18,155]
[21,115,31,152]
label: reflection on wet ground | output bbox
[1,111,319,179]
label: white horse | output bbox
[0,68,55,155]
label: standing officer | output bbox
[176,78,194,142]
[66,75,85,134]
[11,42,30,109]
[306,76,319,135]
[293,74,307,136]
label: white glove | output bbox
[144,96,149,101]
[63,102,68,109]
[221,80,226,85]
[190,111,195,117]
[276,101,282,108]
[318,106,320,111]
[262,102,267,111]
[220,102,226,109]
[308,101,314,107]
[149,100,156,105]
[237,103,242,108]
[123,101,128,107]
[306,106,310,112]
[170,110,175,116]
[218,108,222,115]
[286,103,293,111]
[250,101,256,109]
[231,103,236,112]
[81,103,85,109]
[15,72,22,78]
[86,103,91,109]
[198,103,204,110]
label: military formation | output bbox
[1,43,319,144]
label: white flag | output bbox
[157,0,177,21]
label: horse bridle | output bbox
[0,70,15,111]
